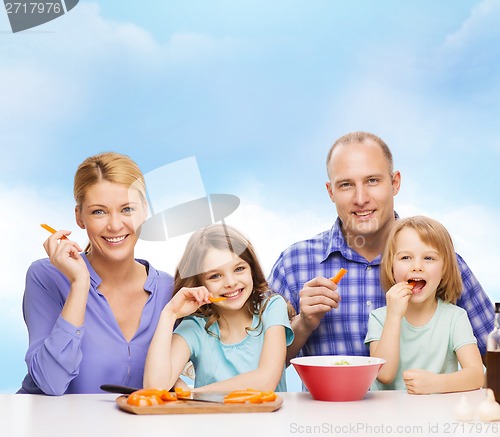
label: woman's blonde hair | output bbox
[73,152,146,252]
[174,223,280,336]
[74,152,146,206]
[380,216,462,303]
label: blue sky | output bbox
[1,0,499,393]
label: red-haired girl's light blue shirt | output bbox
[174,294,294,392]
[18,254,173,395]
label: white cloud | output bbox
[441,0,500,55]
[165,32,242,64]
[0,2,247,156]
[0,183,82,393]
[1,2,247,77]
[432,205,500,298]
[432,0,500,102]
[0,184,86,300]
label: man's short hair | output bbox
[326,131,394,179]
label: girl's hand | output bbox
[385,282,412,319]
[163,286,211,320]
[43,231,89,284]
[403,369,437,394]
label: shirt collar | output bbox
[82,252,157,294]
[323,212,399,264]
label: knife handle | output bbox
[100,384,139,395]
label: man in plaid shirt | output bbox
[268,131,494,364]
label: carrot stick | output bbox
[209,296,228,303]
[330,268,347,284]
[40,223,68,240]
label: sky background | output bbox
[1,0,499,393]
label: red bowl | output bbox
[290,355,385,401]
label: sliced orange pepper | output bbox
[330,268,347,284]
[224,394,260,404]
[127,393,163,406]
[174,387,192,399]
[259,391,277,402]
[126,388,178,406]
[223,388,277,404]
[249,395,266,404]
[161,391,178,402]
[224,389,260,397]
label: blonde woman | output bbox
[18,152,173,395]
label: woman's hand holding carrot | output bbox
[43,231,88,286]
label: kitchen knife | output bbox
[100,384,225,403]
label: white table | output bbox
[1,390,498,437]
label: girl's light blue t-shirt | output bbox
[174,294,294,392]
[364,299,478,390]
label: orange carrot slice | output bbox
[40,223,68,240]
[209,296,227,302]
[223,389,277,404]
[174,387,192,399]
[330,268,348,284]
[126,388,178,406]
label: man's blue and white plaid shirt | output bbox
[268,216,494,357]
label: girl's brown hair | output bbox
[174,223,278,336]
[73,152,146,252]
[380,216,462,303]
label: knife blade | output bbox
[100,384,225,403]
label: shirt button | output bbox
[366,301,372,307]
[366,266,372,271]
[76,330,81,335]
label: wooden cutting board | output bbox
[116,394,283,415]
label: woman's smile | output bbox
[102,235,128,244]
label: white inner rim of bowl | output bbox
[291,355,386,367]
